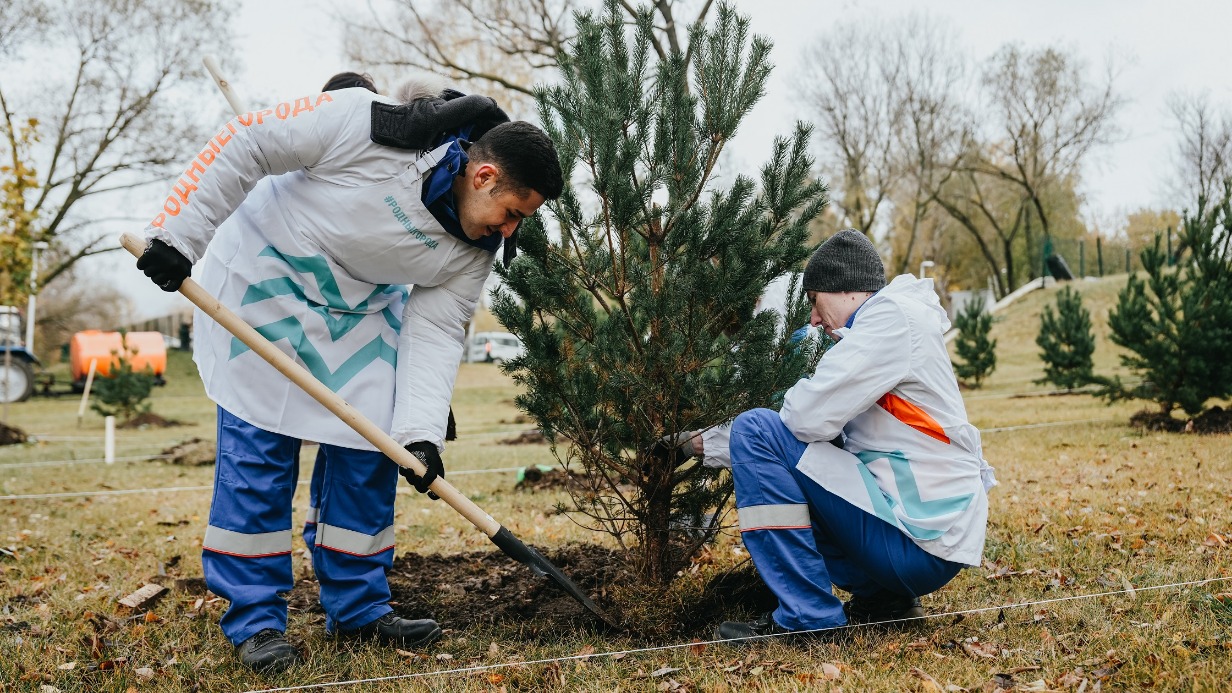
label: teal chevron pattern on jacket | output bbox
[241,277,404,338]
[229,316,398,391]
[228,246,406,392]
[854,449,975,540]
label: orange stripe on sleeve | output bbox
[877,393,950,444]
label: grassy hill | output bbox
[952,274,1134,396]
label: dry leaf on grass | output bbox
[960,637,1000,659]
[909,666,944,691]
[651,666,681,677]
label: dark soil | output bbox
[501,429,546,445]
[0,422,27,446]
[119,412,184,429]
[287,543,774,639]
[161,437,216,465]
[1129,406,1232,434]
[514,467,583,493]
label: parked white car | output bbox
[467,332,524,364]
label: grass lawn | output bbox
[1,274,1229,692]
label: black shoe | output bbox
[714,611,841,646]
[843,593,926,626]
[236,629,300,674]
[342,612,443,648]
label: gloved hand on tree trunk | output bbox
[401,441,444,500]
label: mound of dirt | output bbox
[361,543,773,638]
[0,422,27,446]
[119,412,183,429]
[514,466,582,492]
[501,429,546,445]
[1129,406,1232,434]
[161,437,216,465]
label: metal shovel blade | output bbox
[489,526,612,624]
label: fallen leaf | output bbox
[485,673,504,685]
[960,637,1000,659]
[688,638,706,655]
[749,665,764,676]
[910,666,944,691]
[57,662,77,671]
[435,653,453,661]
[573,644,596,660]
[1092,662,1122,679]
[1203,533,1226,548]
[488,641,500,656]
[134,667,155,680]
[395,649,416,657]
[143,611,160,623]
[822,662,841,680]
[651,666,680,678]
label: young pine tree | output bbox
[952,296,997,388]
[492,1,826,584]
[1102,187,1232,416]
[1035,285,1096,391]
[91,331,156,424]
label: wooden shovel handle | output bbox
[120,232,501,536]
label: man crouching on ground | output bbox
[707,229,997,643]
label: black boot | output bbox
[342,612,442,648]
[714,611,842,646]
[236,629,300,674]
[843,593,926,626]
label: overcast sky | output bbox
[98,0,1232,319]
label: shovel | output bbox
[120,232,608,623]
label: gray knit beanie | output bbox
[802,228,886,293]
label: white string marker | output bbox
[104,416,115,464]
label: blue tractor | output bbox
[0,306,40,403]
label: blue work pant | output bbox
[730,408,962,631]
[203,408,398,645]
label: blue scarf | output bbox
[420,127,503,254]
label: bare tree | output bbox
[34,263,137,357]
[886,14,966,275]
[0,0,231,294]
[798,16,906,237]
[973,45,1121,249]
[1168,91,1232,207]
[343,0,715,114]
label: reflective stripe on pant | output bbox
[205,408,399,643]
[309,441,398,633]
[730,408,962,631]
[204,408,300,646]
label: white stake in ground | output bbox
[104,415,115,464]
[77,358,97,428]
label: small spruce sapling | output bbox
[952,296,996,388]
[1035,286,1096,391]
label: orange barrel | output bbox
[70,330,167,382]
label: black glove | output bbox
[370,91,509,151]
[401,441,444,499]
[136,239,192,292]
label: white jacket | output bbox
[141,88,492,450]
[781,275,994,565]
